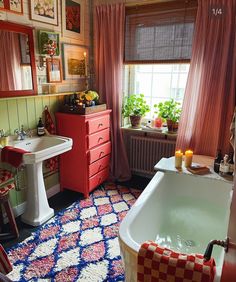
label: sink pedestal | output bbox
[21,162,54,226]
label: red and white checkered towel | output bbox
[43,106,58,172]
[137,241,216,282]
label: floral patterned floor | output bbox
[6,183,141,282]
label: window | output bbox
[123,1,196,120]
[124,64,189,118]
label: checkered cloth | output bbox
[43,106,58,172]
[0,169,15,197]
[0,169,14,186]
[137,241,216,282]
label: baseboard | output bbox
[12,184,60,217]
[46,183,60,199]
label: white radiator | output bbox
[129,136,176,176]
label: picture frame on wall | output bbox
[46,58,62,83]
[62,43,88,80]
[38,30,60,56]
[0,0,23,14]
[30,0,58,25]
[62,0,84,41]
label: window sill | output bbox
[121,125,178,139]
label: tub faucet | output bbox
[14,125,27,140]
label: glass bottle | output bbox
[37,117,45,137]
[228,152,234,176]
[219,154,229,176]
[214,149,222,173]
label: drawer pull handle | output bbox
[98,123,103,127]
[99,151,105,156]
[98,137,103,142]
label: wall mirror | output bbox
[0,21,37,98]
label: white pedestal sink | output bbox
[13,135,73,226]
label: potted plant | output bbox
[122,94,150,128]
[154,99,182,132]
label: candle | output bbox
[184,150,193,167]
[83,52,88,77]
[175,150,183,168]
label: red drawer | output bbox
[88,155,110,177]
[87,115,110,134]
[89,167,109,192]
[87,128,110,149]
[89,141,111,164]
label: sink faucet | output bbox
[14,125,27,140]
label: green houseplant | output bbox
[154,99,182,132]
[122,94,150,128]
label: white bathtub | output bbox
[119,171,233,282]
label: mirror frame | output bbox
[0,21,37,98]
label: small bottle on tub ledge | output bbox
[219,154,229,176]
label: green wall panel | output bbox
[26,98,37,130]
[17,99,28,130]
[6,100,18,134]
[0,100,10,133]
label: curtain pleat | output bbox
[94,3,131,181]
[176,0,236,156]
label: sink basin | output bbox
[9,135,73,226]
[13,135,72,164]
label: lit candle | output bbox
[184,150,193,167]
[175,150,183,168]
[83,52,88,77]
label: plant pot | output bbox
[130,115,142,128]
[167,119,178,132]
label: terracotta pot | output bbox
[130,115,142,128]
[167,119,178,132]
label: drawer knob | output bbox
[98,137,103,142]
[99,151,105,156]
[98,123,103,127]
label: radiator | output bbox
[129,136,176,176]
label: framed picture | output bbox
[62,43,88,80]
[38,30,60,56]
[30,0,58,25]
[0,0,23,14]
[46,58,62,83]
[62,0,84,41]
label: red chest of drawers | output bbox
[56,110,112,198]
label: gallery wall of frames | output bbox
[0,0,90,95]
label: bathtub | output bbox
[119,171,233,282]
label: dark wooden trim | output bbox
[124,59,191,65]
[125,0,198,15]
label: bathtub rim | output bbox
[119,171,165,253]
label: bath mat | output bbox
[137,240,216,282]
[6,183,141,281]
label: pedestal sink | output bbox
[13,135,73,226]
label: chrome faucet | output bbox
[14,125,27,140]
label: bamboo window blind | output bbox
[124,0,198,64]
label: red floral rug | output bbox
[6,183,141,281]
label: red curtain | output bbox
[176,0,236,156]
[94,3,131,181]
